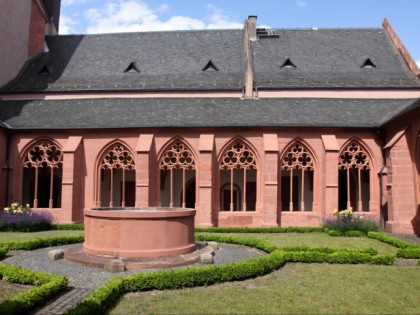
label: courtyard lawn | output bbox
[109,263,420,315]
[0,230,84,242]
[207,232,398,254]
[0,280,32,303]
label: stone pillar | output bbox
[385,131,417,234]
[135,134,154,208]
[321,135,339,215]
[61,136,83,223]
[197,134,214,227]
[262,133,279,226]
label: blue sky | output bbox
[60,0,420,66]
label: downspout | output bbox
[3,130,11,207]
[379,165,386,228]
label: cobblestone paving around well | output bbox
[4,243,264,314]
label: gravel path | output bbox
[4,242,264,314]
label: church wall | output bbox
[383,107,420,234]
[0,129,8,208]
[5,128,385,228]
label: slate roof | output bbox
[2,27,419,93]
[252,28,420,88]
[1,30,244,92]
[0,98,418,129]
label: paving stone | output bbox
[104,259,125,272]
[199,253,214,264]
[207,241,219,251]
[48,249,65,261]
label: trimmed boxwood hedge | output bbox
[66,235,286,315]
[0,262,68,314]
[195,226,324,234]
[52,224,85,230]
[0,235,84,251]
[397,247,420,259]
[367,232,419,249]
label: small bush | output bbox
[0,204,53,232]
[53,224,85,230]
[195,226,324,234]
[322,208,379,234]
[397,248,420,259]
[367,232,418,249]
[0,262,68,314]
[326,251,372,264]
[371,254,396,265]
[0,235,84,251]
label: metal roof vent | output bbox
[124,61,140,73]
[361,58,376,68]
[281,58,297,69]
[257,28,280,38]
[202,60,219,71]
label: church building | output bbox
[0,1,419,234]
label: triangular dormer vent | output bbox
[124,62,140,73]
[361,58,376,68]
[281,58,296,68]
[202,60,219,71]
[38,65,52,75]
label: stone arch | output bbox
[279,139,318,212]
[19,137,63,208]
[338,138,374,212]
[217,137,260,212]
[157,137,197,208]
[94,140,136,207]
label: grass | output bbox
[0,280,32,303]
[199,232,398,254]
[109,264,420,314]
[0,230,84,242]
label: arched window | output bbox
[219,140,257,211]
[159,140,196,208]
[22,140,63,208]
[98,142,136,207]
[281,142,314,211]
[338,141,370,212]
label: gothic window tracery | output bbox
[23,140,63,208]
[338,141,371,211]
[219,140,257,211]
[159,140,196,208]
[98,143,136,207]
[281,142,314,211]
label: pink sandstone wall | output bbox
[0,2,32,87]
[6,128,385,229]
[28,0,48,58]
[383,107,420,234]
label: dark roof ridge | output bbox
[266,27,382,31]
[50,28,243,38]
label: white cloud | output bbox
[297,0,307,8]
[416,59,420,68]
[157,4,169,14]
[59,15,79,34]
[62,0,88,7]
[83,0,241,34]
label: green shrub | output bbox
[53,224,85,230]
[367,232,418,249]
[195,234,278,253]
[397,248,420,259]
[326,251,372,264]
[195,226,324,234]
[0,235,84,251]
[370,254,396,265]
[284,251,327,263]
[0,263,68,314]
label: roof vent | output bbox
[124,61,140,73]
[202,60,219,71]
[257,28,279,38]
[38,65,52,75]
[281,58,297,69]
[361,58,376,68]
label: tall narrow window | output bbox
[160,140,196,208]
[22,140,63,208]
[281,143,314,211]
[219,140,257,211]
[338,141,370,211]
[98,143,136,207]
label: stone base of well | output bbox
[65,242,214,270]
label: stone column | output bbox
[197,134,214,227]
[321,135,339,215]
[61,136,83,223]
[262,133,279,226]
[135,134,154,208]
